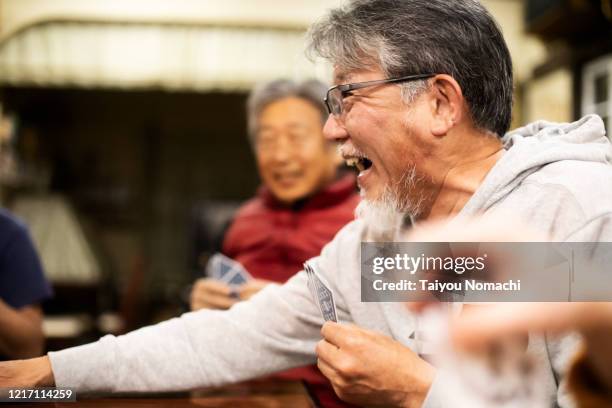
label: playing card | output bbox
[225,269,250,286]
[206,253,252,286]
[207,253,233,280]
[304,263,316,297]
[304,261,338,322]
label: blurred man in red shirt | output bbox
[190,79,359,407]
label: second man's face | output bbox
[255,97,340,205]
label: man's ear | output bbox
[428,74,464,137]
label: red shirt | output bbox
[223,173,359,282]
[222,173,359,407]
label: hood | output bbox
[461,114,611,214]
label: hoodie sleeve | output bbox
[49,274,319,392]
[48,231,354,393]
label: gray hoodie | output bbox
[462,114,612,240]
[425,114,612,407]
[49,115,612,407]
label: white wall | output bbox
[0,0,343,40]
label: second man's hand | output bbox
[237,279,273,301]
[190,278,273,310]
[190,278,237,310]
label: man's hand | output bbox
[316,322,435,408]
[237,279,273,301]
[0,356,55,388]
[190,278,237,311]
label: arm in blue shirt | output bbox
[0,210,52,358]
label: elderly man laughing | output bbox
[2,1,612,407]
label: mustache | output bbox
[337,143,367,158]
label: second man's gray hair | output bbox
[247,79,329,146]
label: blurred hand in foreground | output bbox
[452,302,612,394]
[404,215,612,402]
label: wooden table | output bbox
[13,381,314,408]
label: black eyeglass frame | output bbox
[324,73,436,116]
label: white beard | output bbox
[355,165,429,240]
[355,191,405,241]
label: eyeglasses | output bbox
[324,73,436,116]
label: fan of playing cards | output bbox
[206,253,252,286]
[304,261,338,323]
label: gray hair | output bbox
[246,79,328,145]
[307,0,514,137]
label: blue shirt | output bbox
[0,209,52,309]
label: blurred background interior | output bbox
[0,0,609,353]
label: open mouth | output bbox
[345,156,373,173]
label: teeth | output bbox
[345,157,367,172]
[346,158,358,167]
